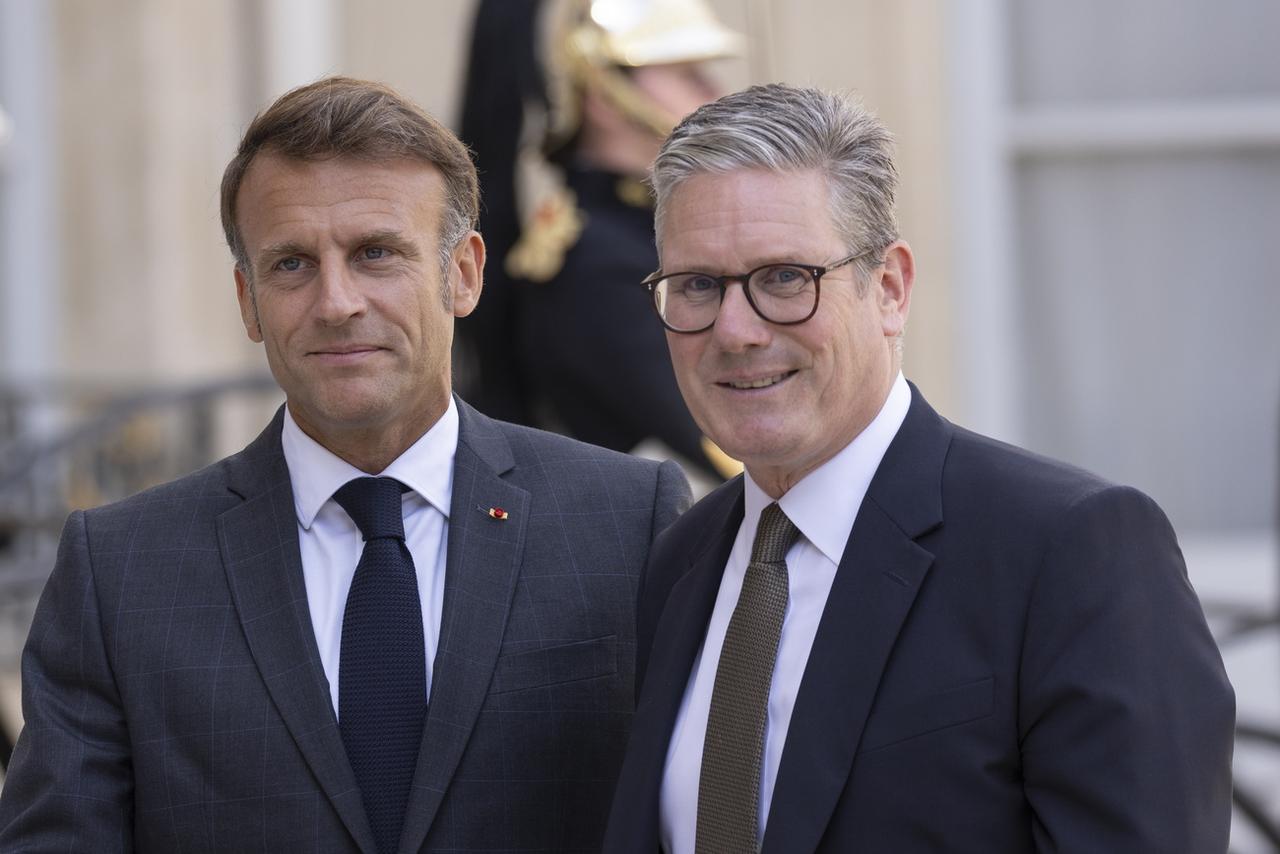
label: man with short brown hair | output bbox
[0,76,689,854]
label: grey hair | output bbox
[651,84,899,288]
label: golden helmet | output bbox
[547,0,746,141]
[569,0,745,68]
[465,0,745,281]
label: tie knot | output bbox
[333,476,408,541]
[751,502,799,565]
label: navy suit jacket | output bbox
[0,399,691,853]
[604,386,1234,853]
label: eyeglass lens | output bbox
[654,264,817,331]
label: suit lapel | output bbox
[609,484,743,852]
[217,409,378,854]
[398,401,530,854]
[761,386,951,854]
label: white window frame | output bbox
[945,0,1280,447]
[947,6,1280,848]
[0,0,59,383]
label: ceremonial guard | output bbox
[457,0,744,482]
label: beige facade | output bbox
[733,0,955,414]
[28,0,955,411]
[54,0,254,381]
[342,0,956,415]
[4,4,1279,844]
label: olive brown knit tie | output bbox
[696,502,801,854]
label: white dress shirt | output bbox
[659,374,911,853]
[281,399,457,718]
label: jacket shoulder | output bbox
[461,410,691,528]
[938,425,1182,591]
[498,418,662,471]
[644,476,741,589]
[76,422,278,543]
[944,425,1122,515]
[466,409,671,488]
[82,457,236,524]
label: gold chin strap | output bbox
[576,57,681,138]
[557,0,746,140]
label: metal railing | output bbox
[1208,598,1280,851]
[0,376,1276,850]
[0,375,282,766]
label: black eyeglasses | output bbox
[640,247,882,334]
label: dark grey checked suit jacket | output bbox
[0,398,691,853]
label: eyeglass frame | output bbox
[640,246,884,334]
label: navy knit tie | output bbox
[333,476,425,854]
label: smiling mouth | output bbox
[720,371,795,390]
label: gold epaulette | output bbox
[505,186,587,282]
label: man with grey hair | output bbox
[603,83,1233,853]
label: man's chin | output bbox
[287,395,400,438]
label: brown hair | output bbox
[220,76,479,275]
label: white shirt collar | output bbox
[743,373,911,565]
[281,398,459,529]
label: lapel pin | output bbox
[485,506,509,520]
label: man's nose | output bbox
[709,281,770,350]
[314,263,367,325]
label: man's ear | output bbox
[234,267,264,343]
[449,231,486,318]
[877,240,915,338]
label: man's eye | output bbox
[760,266,805,286]
[361,246,391,261]
[276,257,304,272]
[682,275,717,294]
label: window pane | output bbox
[1011,0,1280,106]
[1014,151,1280,532]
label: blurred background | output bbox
[0,0,1276,848]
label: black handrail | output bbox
[0,375,279,493]
[0,375,282,772]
